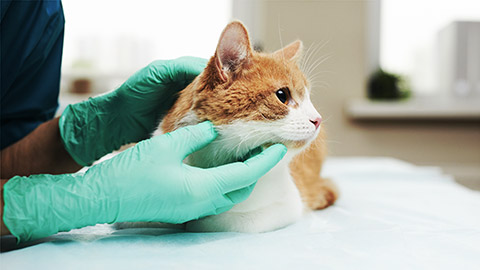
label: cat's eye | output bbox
[276,88,290,104]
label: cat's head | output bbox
[172,21,322,159]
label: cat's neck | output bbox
[175,110,298,168]
[188,120,268,168]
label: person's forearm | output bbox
[1,118,82,236]
[1,179,9,235]
[0,117,82,179]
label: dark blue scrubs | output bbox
[1,0,65,149]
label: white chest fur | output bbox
[227,153,303,214]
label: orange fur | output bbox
[162,21,337,211]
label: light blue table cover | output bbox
[1,157,479,269]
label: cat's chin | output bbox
[280,133,320,151]
[283,140,310,149]
[255,134,317,154]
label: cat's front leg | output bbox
[305,177,338,210]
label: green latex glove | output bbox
[59,56,207,166]
[3,122,287,242]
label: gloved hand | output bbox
[59,56,207,166]
[3,122,287,242]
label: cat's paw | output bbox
[307,177,339,210]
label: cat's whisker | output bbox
[277,18,288,65]
[301,42,317,71]
[308,56,332,74]
[310,81,330,90]
[322,118,331,124]
[304,53,329,77]
[303,42,324,70]
[309,70,333,77]
[304,54,332,79]
[308,71,333,83]
[300,43,318,78]
[301,40,330,75]
[300,42,316,71]
[309,77,328,87]
[309,73,332,86]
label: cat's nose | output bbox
[309,117,322,130]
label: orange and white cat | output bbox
[157,21,338,233]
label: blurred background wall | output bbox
[60,0,480,188]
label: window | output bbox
[61,0,231,95]
[380,0,480,96]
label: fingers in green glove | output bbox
[139,56,208,87]
[206,144,288,194]
[197,182,256,218]
[60,56,208,166]
[225,182,257,204]
[169,56,209,82]
[160,121,217,160]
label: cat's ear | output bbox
[273,40,303,63]
[214,21,253,82]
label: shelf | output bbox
[346,98,480,120]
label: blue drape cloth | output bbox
[1,0,65,149]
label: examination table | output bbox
[1,157,479,269]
